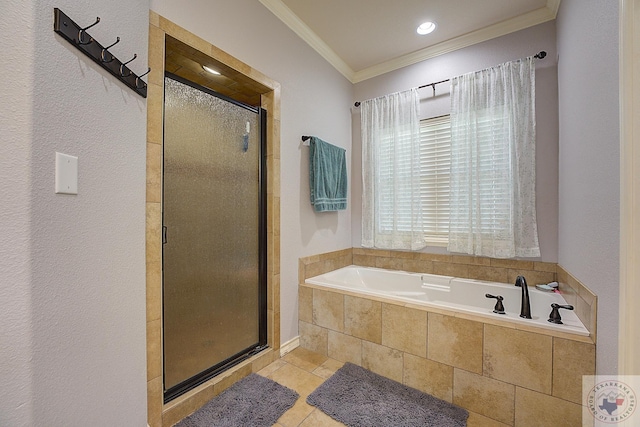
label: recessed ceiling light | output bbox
[202,65,221,75]
[417,21,436,35]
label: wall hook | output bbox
[135,68,151,88]
[119,54,137,77]
[78,16,100,45]
[53,8,147,97]
[101,37,120,62]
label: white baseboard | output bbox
[279,336,300,357]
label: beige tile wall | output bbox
[299,248,597,426]
[146,12,281,427]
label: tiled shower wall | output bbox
[298,248,597,426]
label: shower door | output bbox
[162,74,267,401]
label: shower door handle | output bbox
[162,225,167,244]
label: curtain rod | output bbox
[353,50,547,107]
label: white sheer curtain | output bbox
[448,56,541,258]
[361,89,424,250]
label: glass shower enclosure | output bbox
[162,74,267,401]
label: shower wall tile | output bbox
[484,324,553,394]
[428,313,483,374]
[344,295,381,343]
[382,303,427,358]
[250,348,275,373]
[147,375,162,427]
[453,368,515,425]
[552,338,596,404]
[146,142,162,203]
[146,83,164,145]
[146,261,161,322]
[328,330,362,365]
[403,353,453,402]
[146,318,162,381]
[313,289,344,332]
[361,341,403,383]
[145,202,161,265]
[147,24,164,87]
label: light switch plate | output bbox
[55,152,78,195]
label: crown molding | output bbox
[353,5,558,82]
[258,0,355,81]
[260,0,560,84]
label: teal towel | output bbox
[309,137,347,212]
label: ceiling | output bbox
[260,0,560,83]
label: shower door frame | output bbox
[161,72,268,402]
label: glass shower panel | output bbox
[163,76,262,391]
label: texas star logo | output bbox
[587,380,637,423]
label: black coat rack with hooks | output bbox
[53,8,149,98]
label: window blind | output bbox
[420,116,451,244]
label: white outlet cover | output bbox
[55,152,78,195]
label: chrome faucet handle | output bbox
[485,294,505,314]
[548,303,574,324]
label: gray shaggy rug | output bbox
[175,373,298,427]
[307,363,468,427]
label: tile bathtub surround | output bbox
[301,248,597,341]
[299,259,597,426]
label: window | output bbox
[374,115,451,247]
[419,115,451,245]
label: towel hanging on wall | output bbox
[308,136,347,212]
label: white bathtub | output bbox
[305,265,589,336]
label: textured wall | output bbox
[0,0,149,425]
[150,0,354,345]
[352,21,560,262]
[556,0,620,373]
[0,1,35,426]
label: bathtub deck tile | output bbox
[483,324,553,395]
[361,341,403,383]
[514,387,582,427]
[552,338,596,404]
[299,321,328,356]
[312,289,344,332]
[428,313,484,374]
[453,368,515,426]
[344,295,381,343]
[403,353,453,403]
[381,303,427,358]
[327,330,362,365]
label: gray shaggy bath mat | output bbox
[307,362,468,427]
[175,373,298,427]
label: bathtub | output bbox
[305,265,589,336]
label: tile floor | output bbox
[257,346,496,427]
[257,347,346,427]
